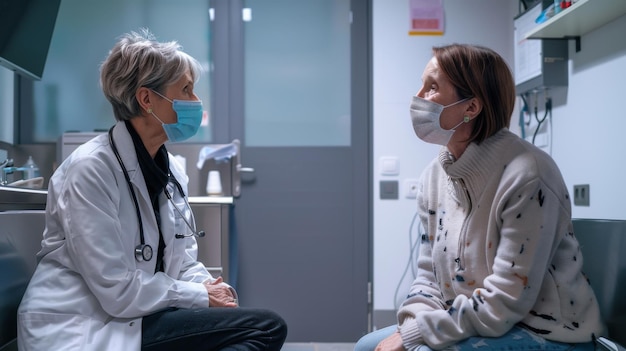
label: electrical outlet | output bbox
[573,184,590,206]
[404,179,419,199]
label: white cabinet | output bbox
[189,197,233,282]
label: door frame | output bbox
[209,0,374,336]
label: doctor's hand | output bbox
[204,277,238,308]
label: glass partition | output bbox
[243,0,351,147]
[0,67,14,144]
[22,0,212,143]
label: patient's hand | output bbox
[376,331,405,351]
[204,277,238,308]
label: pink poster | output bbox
[409,0,445,36]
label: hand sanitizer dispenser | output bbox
[21,156,40,180]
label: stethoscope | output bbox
[108,127,205,262]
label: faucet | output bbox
[0,158,15,186]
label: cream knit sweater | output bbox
[397,128,605,350]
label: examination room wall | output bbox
[371,0,626,327]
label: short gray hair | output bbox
[100,28,203,121]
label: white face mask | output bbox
[409,96,471,145]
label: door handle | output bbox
[238,166,256,184]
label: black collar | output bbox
[124,121,169,201]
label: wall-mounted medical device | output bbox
[514,2,568,95]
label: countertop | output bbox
[1,186,234,208]
[188,196,234,204]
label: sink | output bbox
[0,186,47,211]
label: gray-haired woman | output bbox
[18,29,287,351]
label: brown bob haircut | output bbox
[432,44,516,144]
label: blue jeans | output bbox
[141,307,287,351]
[354,325,595,351]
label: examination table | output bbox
[573,219,626,346]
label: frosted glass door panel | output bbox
[26,0,212,143]
[244,0,351,147]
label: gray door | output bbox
[211,0,372,342]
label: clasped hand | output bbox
[204,276,238,308]
[376,332,406,351]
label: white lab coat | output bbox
[17,122,218,350]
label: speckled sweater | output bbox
[397,128,605,350]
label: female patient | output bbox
[18,29,287,350]
[356,44,604,351]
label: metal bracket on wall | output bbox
[529,36,581,52]
[563,35,581,52]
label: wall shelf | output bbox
[524,0,626,51]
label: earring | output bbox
[463,115,470,123]
[147,108,152,114]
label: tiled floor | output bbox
[282,343,355,351]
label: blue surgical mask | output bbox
[150,90,203,142]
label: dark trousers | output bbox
[141,307,287,351]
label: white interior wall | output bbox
[551,15,626,221]
[372,0,626,321]
[372,0,518,314]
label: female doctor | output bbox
[17,29,287,351]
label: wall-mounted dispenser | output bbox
[194,140,241,197]
[514,2,568,95]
